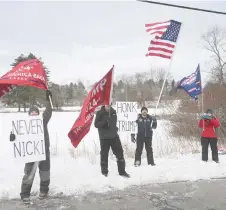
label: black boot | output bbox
[147,152,155,166]
[117,159,130,178]
[134,160,141,167]
[119,171,130,178]
[39,192,48,200]
[102,173,108,177]
[117,159,126,173]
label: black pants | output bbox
[20,151,50,199]
[100,135,126,175]
[201,137,218,162]
[135,137,154,165]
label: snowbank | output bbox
[0,111,223,199]
[1,153,226,199]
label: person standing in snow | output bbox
[94,105,130,178]
[20,90,53,204]
[199,109,220,163]
[131,106,157,167]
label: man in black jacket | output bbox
[20,90,52,204]
[94,105,130,178]
[131,106,157,167]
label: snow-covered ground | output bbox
[0,111,225,199]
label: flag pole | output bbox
[154,23,183,116]
[154,59,173,115]
[199,65,204,114]
[197,66,204,130]
[47,82,53,109]
[201,76,205,130]
[109,65,114,117]
[49,95,53,109]
[28,88,53,182]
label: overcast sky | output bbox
[0,0,225,86]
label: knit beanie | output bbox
[28,105,40,115]
[141,106,148,112]
[206,109,213,114]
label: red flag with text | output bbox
[0,59,48,98]
[68,66,114,148]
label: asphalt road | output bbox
[1,178,226,210]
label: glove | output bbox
[46,90,52,101]
[10,132,15,141]
[152,116,157,121]
[202,114,212,120]
[102,116,110,128]
[131,134,136,143]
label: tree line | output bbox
[0,52,176,111]
[0,26,225,114]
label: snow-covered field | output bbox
[0,99,181,115]
[0,111,226,200]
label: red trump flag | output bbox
[68,66,114,148]
[0,59,48,98]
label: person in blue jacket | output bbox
[131,106,157,166]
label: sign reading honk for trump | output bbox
[116,101,138,133]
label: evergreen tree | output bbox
[49,83,63,110]
[76,81,87,104]
[68,82,74,99]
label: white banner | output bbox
[116,101,139,133]
[3,114,46,163]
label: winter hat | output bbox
[206,109,213,114]
[28,105,40,115]
[141,106,148,112]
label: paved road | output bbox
[1,178,226,210]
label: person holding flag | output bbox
[0,59,53,204]
[19,90,53,204]
[177,65,220,162]
[68,66,130,178]
[199,109,220,163]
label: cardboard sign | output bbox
[3,114,46,163]
[116,101,138,133]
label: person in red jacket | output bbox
[198,109,220,163]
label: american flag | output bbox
[145,20,181,59]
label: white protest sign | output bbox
[3,114,46,164]
[116,101,139,133]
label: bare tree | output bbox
[154,68,166,82]
[202,26,226,84]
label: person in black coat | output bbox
[94,105,130,178]
[131,106,157,166]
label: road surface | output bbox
[1,178,226,210]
